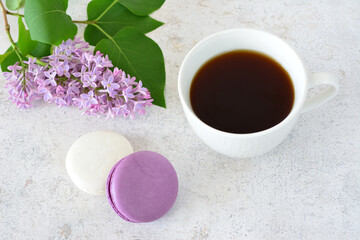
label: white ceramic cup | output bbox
[178,28,339,158]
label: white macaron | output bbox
[66,130,133,195]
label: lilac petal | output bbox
[55,98,67,107]
[72,87,80,94]
[90,82,97,88]
[101,80,108,87]
[107,75,114,84]
[80,93,89,99]
[44,79,57,87]
[111,82,120,90]
[44,71,55,79]
[125,92,135,99]
[8,63,22,71]
[73,72,82,78]
[50,80,57,86]
[72,98,84,109]
[43,92,52,102]
[90,98,98,105]
[88,90,94,97]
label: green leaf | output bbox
[30,42,51,58]
[18,16,37,56]
[17,16,51,58]
[84,0,163,46]
[95,27,166,107]
[24,0,77,45]
[0,50,14,64]
[1,50,18,72]
[0,46,23,72]
[117,0,165,16]
[6,0,25,11]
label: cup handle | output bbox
[301,72,339,113]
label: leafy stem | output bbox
[0,1,27,89]
[5,8,93,25]
[0,0,23,62]
[1,1,48,67]
[72,20,96,24]
[4,10,23,17]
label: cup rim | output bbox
[178,28,308,137]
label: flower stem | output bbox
[70,75,82,83]
[26,54,47,66]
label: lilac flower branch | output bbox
[1,0,158,115]
[3,37,154,118]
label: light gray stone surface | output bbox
[0,0,359,239]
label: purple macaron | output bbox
[106,151,179,223]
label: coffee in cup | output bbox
[178,28,339,158]
[190,49,294,134]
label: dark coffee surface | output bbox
[190,50,294,134]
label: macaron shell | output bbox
[106,158,132,222]
[107,151,178,223]
[66,131,133,195]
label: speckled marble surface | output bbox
[0,0,359,239]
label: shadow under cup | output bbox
[178,29,308,158]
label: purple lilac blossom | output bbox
[3,37,153,118]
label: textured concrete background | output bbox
[0,0,359,239]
